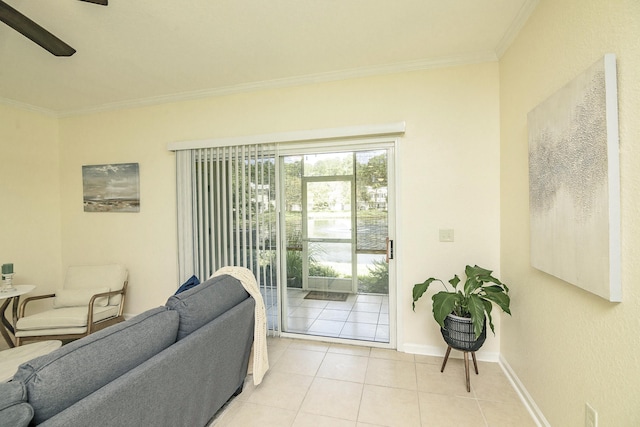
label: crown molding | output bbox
[495,0,540,58]
[0,97,57,117]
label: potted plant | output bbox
[412,265,511,351]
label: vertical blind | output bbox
[176,143,279,333]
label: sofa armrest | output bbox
[0,382,33,427]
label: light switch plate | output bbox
[439,229,454,242]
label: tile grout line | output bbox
[354,350,369,425]
[293,345,329,426]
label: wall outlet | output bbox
[585,403,598,427]
[439,229,454,242]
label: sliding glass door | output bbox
[280,148,393,344]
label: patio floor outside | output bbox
[262,287,389,343]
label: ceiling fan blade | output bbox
[0,0,75,56]
[79,0,108,5]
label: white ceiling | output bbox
[0,0,537,116]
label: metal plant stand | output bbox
[439,313,487,392]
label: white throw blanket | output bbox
[211,266,269,385]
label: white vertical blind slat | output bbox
[176,150,196,282]
[248,145,255,272]
[196,149,205,280]
[236,146,243,268]
[203,149,210,279]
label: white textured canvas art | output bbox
[528,54,620,301]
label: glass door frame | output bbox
[277,138,398,348]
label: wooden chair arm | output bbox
[18,294,55,319]
[86,282,128,333]
[88,288,126,302]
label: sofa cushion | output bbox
[12,306,179,424]
[53,287,110,308]
[0,382,33,427]
[166,274,249,340]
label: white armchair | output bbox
[15,264,128,346]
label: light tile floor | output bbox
[211,337,537,427]
[266,288,390,343]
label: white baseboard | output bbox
[498,354,551,427]
[402,343,500,363]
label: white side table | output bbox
[0,285,36,348]
[0,340,62,382]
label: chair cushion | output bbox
[0,382,33,427]
[165,274,249,340]
[64,264,127,306]
[53,287,110,308]
[15,305,119,331]
[15,327,88,338]
[0,341,62,382]
[12,306,179,425]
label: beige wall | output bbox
[53,62,501,352]
[0,105,63,298]
[499,0,640,426]
[5,1,639,422]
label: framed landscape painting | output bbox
[82,163,140,213]
[528,54,620,302]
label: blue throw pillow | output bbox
[174,275,200,295]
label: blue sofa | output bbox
[0,274,255,427]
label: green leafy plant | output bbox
[358,258,389,294]
[285,249,304,287]
[285,245,339,287]
[412,265,511,338]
